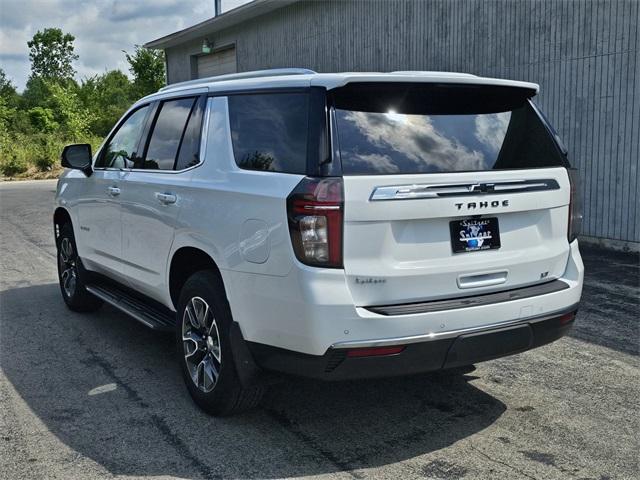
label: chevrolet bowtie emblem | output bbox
[468,183,496,193]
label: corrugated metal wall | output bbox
[166,0,639,244]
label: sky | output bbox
[0,0,250,91]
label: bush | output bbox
[28,107,59,133]
[0,154,28,176]
[32,134,63,171]
[0,131,102,176]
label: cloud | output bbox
[475,112,511,153]
[345,153,401,174]
[0,0,250,90]
[339,111,487,173]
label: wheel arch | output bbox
[53,207,73,238]
[169,246,227,310]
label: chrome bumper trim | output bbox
[330,304,578,349]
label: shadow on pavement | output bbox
[1,283,505,479]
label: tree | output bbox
[124,46,165,97]
[0,97,16,134]
[28,28,78,80]
[47,82,93,139]
[21,75,78,111]
[79,70,133,135]
[27,106,58,133]
[0,69,19,109]
[0,69,17,99]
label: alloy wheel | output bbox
[182,296,221,393]
[59,237,77,298]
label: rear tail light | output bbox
[567,168,583,242]
[287,177,344,268]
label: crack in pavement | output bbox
[78,341,219,479]
[468,441,539,480]
[263,407,365,480]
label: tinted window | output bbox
[175,97,204,170]
[144,97,196,170]
[96,106,149,169]
[228,93,308,174]
[332,83,567,175]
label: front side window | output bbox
[228,93,309,174]
[332,83,567,175]
[96,105,149,169]
[143,97,197,170]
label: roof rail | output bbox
[159,68,317,92]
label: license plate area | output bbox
[450,217,501,253]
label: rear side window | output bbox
[228,93,308,174]
[332,83,567,175]
[143,97,196,170]
[175,97,205,170]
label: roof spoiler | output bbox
[159,68,317,93]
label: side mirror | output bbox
[61,144,93,176]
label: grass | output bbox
[0,132,102,181]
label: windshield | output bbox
[332,83,567,175]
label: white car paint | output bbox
[55,71,583,357]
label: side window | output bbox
[143,97,196,170]
[228,93,309,174]
[175,97,205,170]
[96,106,149,169]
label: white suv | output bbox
[55,69,584,415]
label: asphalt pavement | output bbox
[1,179,638,480]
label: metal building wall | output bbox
[166,0,639,245]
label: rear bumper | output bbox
[228,240,584,356]
[247,306,577,381]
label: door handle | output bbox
[107,186,121,196]
[155,192,177,205]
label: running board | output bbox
[86,283,176,331]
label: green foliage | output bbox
[22,76,52,109]
[28,28,78,80]
[0,154,28,176]
[31,134,62,170]
[0,131,102,176]
[124,45,165,97]
[47,81,94,139]
[1,30,166,178]
[27,107,59,133]
[0,131,29,175]
[0,70,19,134]
[0,69,16,96]
[0,69,19,108]
[79,70,134,136]
[0,97,16,133]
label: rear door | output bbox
[120,95,206,301]
[331,82,572,307]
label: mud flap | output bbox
[229,321,265,388]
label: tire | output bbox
[56,223,103,312]
[176,270,264,416]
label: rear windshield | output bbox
[332,83,567,175]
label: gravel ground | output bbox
[1,179,638,480]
